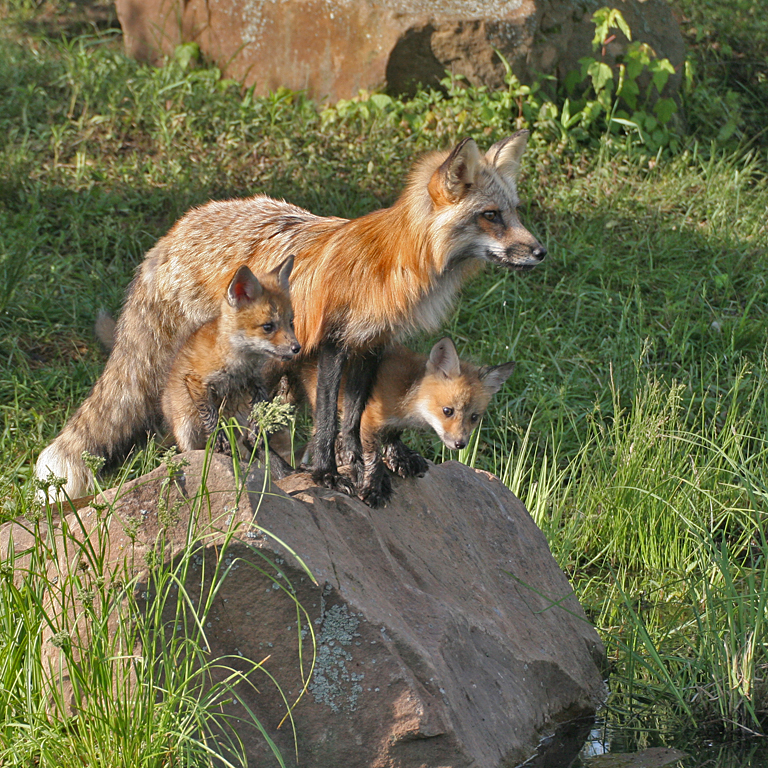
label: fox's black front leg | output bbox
[312,340,355,494]
[358,450,393,509]
[337,347,383,479]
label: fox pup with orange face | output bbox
[296,338,514,507]
[161,257,300,475]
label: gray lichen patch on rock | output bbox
[309,601,365,712]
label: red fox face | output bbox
[223,256,301,362]
[429,131,547,271]
[414,338,515,451]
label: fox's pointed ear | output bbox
[227,265,263,308]
[272,254,294,294]
[480,361,516,394]
[486,130,529,180]
[427,337,461,378]
[429,138,482,204]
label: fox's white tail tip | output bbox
[34,444,94,504]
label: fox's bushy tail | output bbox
[35,266,189,501]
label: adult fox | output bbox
[36,131,546,500]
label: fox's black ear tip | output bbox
[233,264,254,280]
[450,137,478,155]
[432,337,455,352]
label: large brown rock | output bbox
[115,0,685,101]
[5,454,606,767]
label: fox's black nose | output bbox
[532,244,547,261]
[291,342,302,354]
[454,439,467,450]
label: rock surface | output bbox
[115,0,684,102]
[5,454,606,767]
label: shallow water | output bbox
[517,716,768,768]
[578,721,768,768]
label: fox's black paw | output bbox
[383,442,429,478]
[213,432,234,456]
[358,472,393,509]
[335,435,363,470]
[311,470,356,497]
[341,458,365,487]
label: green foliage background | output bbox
[1,0,767,762]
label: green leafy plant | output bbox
[560,7,682,151]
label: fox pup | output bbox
[161,258,300,477]
[294,338,515,507]
[36,132,544,501]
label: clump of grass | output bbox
[0,448,316,766]
[675,0,768,147]
[472,354,768,735]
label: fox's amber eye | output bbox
[262,322,275,333]
[482,210,499,222]
[443,407,454,417]
[471,413,479,423]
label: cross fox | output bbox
[35,132,545,501]
[292,338,515,507]
[160,258,299,477]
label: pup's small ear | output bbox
[480,361,516,394]
[427,337,461,379]
[429,138,482,204]
[227,265,263,308]
[486,130,529,180]
[272,254,295,294]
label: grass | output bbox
[1,445,316,767]
[0,0,767,761]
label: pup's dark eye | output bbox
[443,407,454,417]
[262,322,275,333]
[471,413,479,423]
[482,210,499,222]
